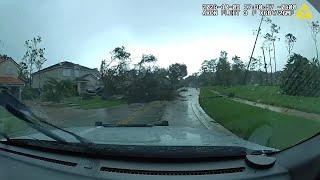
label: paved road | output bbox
[20,88,276,150]
[161,88,207,128]
[29,88,214,129]
[27,88,233,133]
[29,101,167,128]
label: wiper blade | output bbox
[0,132,10,141]
[0,91,91,145]
[4,104,67,143]
[95,120,169,127]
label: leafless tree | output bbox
[310,21,320,60]
[285,33,297,56]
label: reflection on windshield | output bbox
[0,0,319,154]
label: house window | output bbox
[63,69,72,77]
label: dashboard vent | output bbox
[0,147,77,167]
[100,166,245,175]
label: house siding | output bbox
[32,68,62,88]
[32,65,100,89]
[0,60,19,78]
[0,59,24,99]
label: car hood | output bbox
[16,126,276,151]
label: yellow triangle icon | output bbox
[296,3,313,20]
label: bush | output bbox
[81,93,93,100]
[22,87,40,100]
[42,78,75,102]
[280,54,320,97]
[227,92,235,97]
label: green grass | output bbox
[200,87,320,150]
[62,96,124,110]
[0,107,29,134]
[211,85,320,114]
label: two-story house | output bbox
[0,55,25,99]
[32,61,101,95]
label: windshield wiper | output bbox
[0,91,91,145]
[0,132,10,141]
[95,120,169,127]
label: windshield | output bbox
[0,0,319,156]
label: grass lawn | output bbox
[200,87,320,150]
[0,107,29,134]
[62,96,124,110]
[211,85,320,114]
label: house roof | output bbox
[0,55,20,69]
[33,61,98,75]
[0,76,25,86]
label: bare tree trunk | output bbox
[268,47,273,85]
[38,75,41,89]
[314,40,319,60]
[261,47,268,85]
[272,41,277,72]
[272,41,277,84]
[243,16,264,84]
[29,67,32,87]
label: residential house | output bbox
[32,61,101,95]
[0,55,25,99]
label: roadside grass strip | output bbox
[199,87,320,150]
[212,86,320,114]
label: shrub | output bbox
[227,92,235,97]
[42,78,75,102]
[21,87,40,100]
[81,93,93,100]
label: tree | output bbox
[100,46,131,98]
[285,33,297,56]
[111,46,131,74]
[310,21,320,60]
[270,23,280,73]
[280,54,320,97]
[18,61,28,82]
[22,36,46,86]
[137,54,157,72]
[168,63,188,88]
[199,59,216,85]
[230,55,244,85]
[201,59,216,73]
[215,51,231,86]
[249,57,259,71]
[126,68,174,103]
[244,16,271,84]
[231,55,244,71]
[35,49,47,91]
[263,33,274,85]
[261,46,269,84]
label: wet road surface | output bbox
[162,88,207,128]
[27,88,228,131]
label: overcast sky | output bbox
[0,0,319,74]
